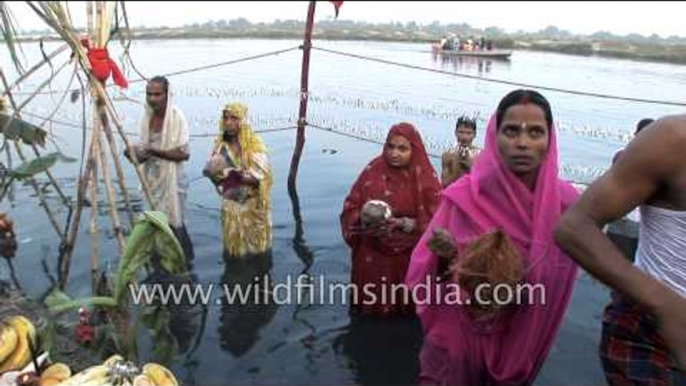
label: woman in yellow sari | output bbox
[203,103,273,258]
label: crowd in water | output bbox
[2,74,685,386]
[336,87,686,386]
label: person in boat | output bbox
[125,75,194,261]
[555,115,686,386]
[611,118,654,165]
[486,40,494,51]
[466,39,474,51]
[340,122,442,316]
[406,89,580,385]
[442,33,457,51]
[203,102,273,259]
[441,115,481,187]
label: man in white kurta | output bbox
[126,76,194,261]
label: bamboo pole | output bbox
[99,102,135,226]
[59,121,98,290]
[4,144,12,201]
[87,2,126,283]
[287,1,316,193]
[91,0,105,293]
[287,0,316,211]
[26,3,156,209]
[87,2,93,37]
[95,2,102,44]
[95,103,126,252]
[89,131,100,294]
[51,0,155,289]
[87,2,134,225]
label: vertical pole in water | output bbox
[287,0,316,199]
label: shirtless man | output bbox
[441,116,481,187]
[555,116,686,385]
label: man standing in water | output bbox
[125,76,194,261]
[555,116,686,385]
[441,116,481,187]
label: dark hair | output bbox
[635,118,654,134]
[148,75,169,94]
[495,89,553,130]
[456,116,477,132]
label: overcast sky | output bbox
[9,1,686,37]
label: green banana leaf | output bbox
[138,305,178,365]
[114,211,186,304]
[9,152,76,179]
[45,288,117,315]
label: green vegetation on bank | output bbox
[12,18,686,65]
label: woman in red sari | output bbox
[340,122,442,316]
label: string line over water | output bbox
[12,44,685,108]
[311,45,686,107]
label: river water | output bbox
[2,38,685,385]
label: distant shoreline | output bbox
[10,28,686,65]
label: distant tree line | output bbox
[161,18,686,46]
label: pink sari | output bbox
[405,113,579,385]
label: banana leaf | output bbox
[138,305,178,365]
[9,152,76,179]
[44,288,117,315]
[114,211,186,304]
[0,112,48,146]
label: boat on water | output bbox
[431,44,513,60]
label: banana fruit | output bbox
[54,364,110,386]
[0,316,36,373]
[0,321,18,364]
[103,354,124,368]
[0,315,181,386]
[39,363,72,386]
[132,374,156,386]
[142,363,179,386]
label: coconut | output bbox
[360,200,392,227]
[451,229,524,313]
[204,154,229,178]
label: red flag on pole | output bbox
[330,1,343,17]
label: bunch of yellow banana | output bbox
[0,316,36,374]
[49,357,178,386]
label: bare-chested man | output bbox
[555,115,686,386]
[441,116,481,187]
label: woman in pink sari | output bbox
[341,122,442,317]
[406,89,580,385]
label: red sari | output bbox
[341,123,442,316]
